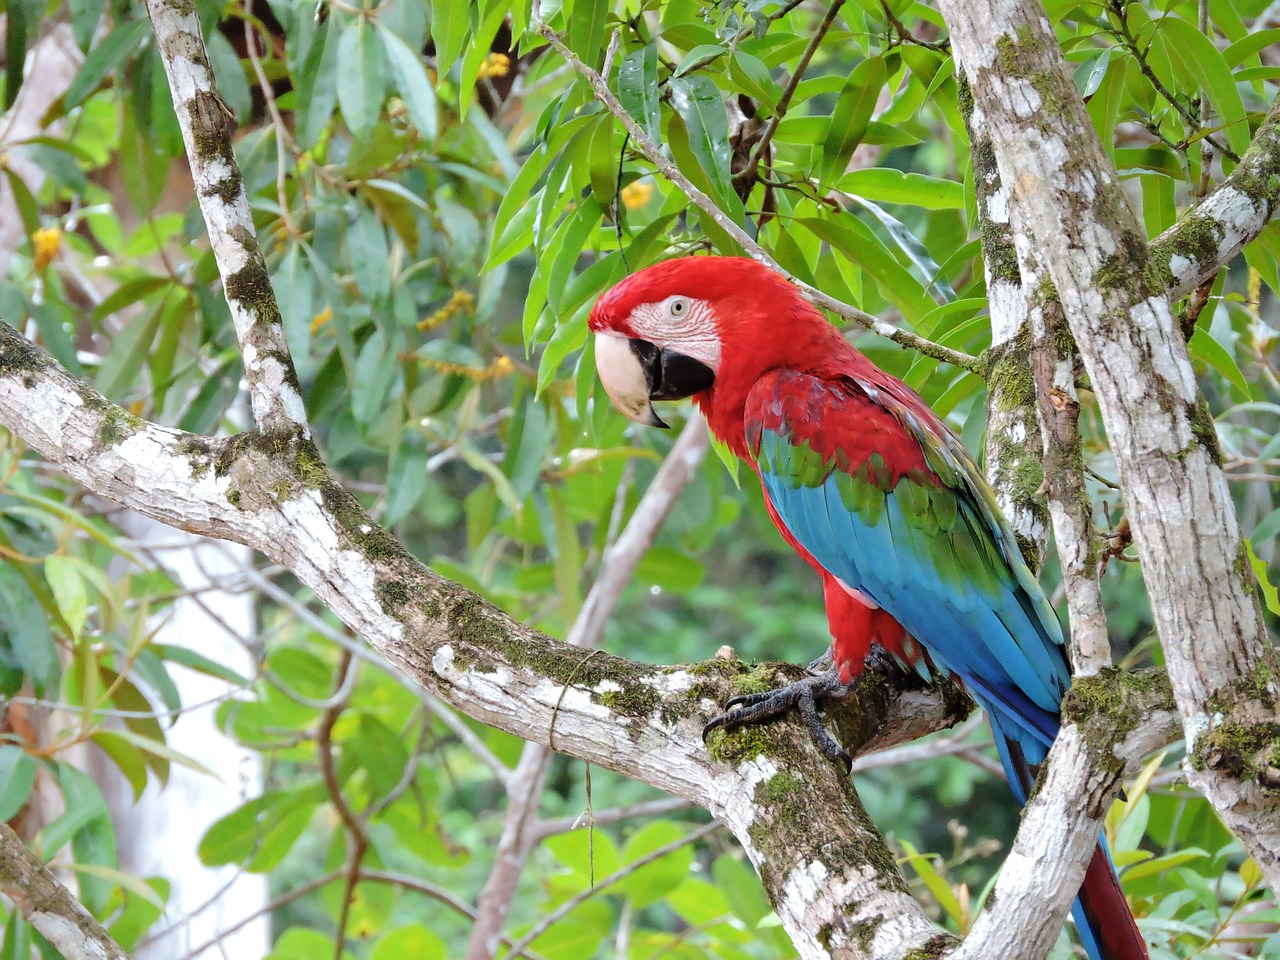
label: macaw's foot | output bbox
[702,668,853,771]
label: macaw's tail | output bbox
[981,707,1149,960]
[1074,842,1149,960]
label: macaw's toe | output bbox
[702,668,852,771]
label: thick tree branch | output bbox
[963,80,1049,566]
[0,822,128,960]
[1152,94,1280,302]
[143,0,307,436]
[941,0,1280,892]
[0,316,1186,958]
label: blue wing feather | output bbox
[749,370,1070,766]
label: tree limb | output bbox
[940,0,1280,892]
[0,822,128,960]
[1152,93,1280,302]
[143,0,307,436]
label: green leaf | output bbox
[0,746,36,821]
[545,827,621,881]
[899,839,964,926]
[1158,17,1250,157]
[379,26,438,141]
[370,926,447,960]
[1224,29,1280,67]
[349,208,392,302]
[839,169,964,209]
[820,57,887,184]
[727,50,777,110]
[384,442,429,527]
[798,215,935,322]
[1246,540,1280,616]
[200,788,321,871]
[337,18,386,138]
[91,732,150,802]
[431,0,470,77]
[63,20,151,111]
[674,43,727,77]
[0,564,57,695]
[587,114,618,212]
[296,15,340,149]
[44,555,87,641]
[352,330,397,427]
[635,547,706,592]
[352,713,410,801]
[1189,327,1250,398]
[617,44,660,142]
[618,821,695,907]
[668,75,734,210]
[567,0,610,69]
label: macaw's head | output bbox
[588,256,840,431]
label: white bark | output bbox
[143,0,306,436]
[941,0,1280,891]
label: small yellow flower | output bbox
[621,181,654,210]
[417,290,476,333]
[478,53,510,80]
[489,355,514,377]
[310,306,333,335]
[32,227,61,271]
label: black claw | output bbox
[702,668,852,770]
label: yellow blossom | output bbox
[417,290,476,333]
[621,181,653,210]
[418,352,516,382]
[478,53,510,80]
[32,227,61,271]
[310,306,333,335]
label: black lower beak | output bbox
[630,339,716,402]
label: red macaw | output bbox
[589,255,1147,960]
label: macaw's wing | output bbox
[746,368,1070,768]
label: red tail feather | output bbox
[1079,843,1148,960]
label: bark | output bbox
[143,0,305,436]
[1,2,1273,956]
[940,0,1280,892]
[1151,96,1280,302]
[0,821,128,960]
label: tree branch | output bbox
[143,0,307,436]
[0,822,128,960]
[940,0,1280,892]
[1152,93,1280,302]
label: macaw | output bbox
[589,255,1147,960]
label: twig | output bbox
[316,652,368,960]
[531,797,695,841]
[535,21,981,371]
[736,0,847,187]
[1103,1,1239,163]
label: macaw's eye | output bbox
[669,298,688,317]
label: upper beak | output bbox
[594,334,715,429]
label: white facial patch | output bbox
[626,295,722,372]
[594,333,655,424]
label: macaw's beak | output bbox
[594,334,715,429]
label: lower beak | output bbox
[594,334,715,429]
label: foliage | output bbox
[0,0,1277,957]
